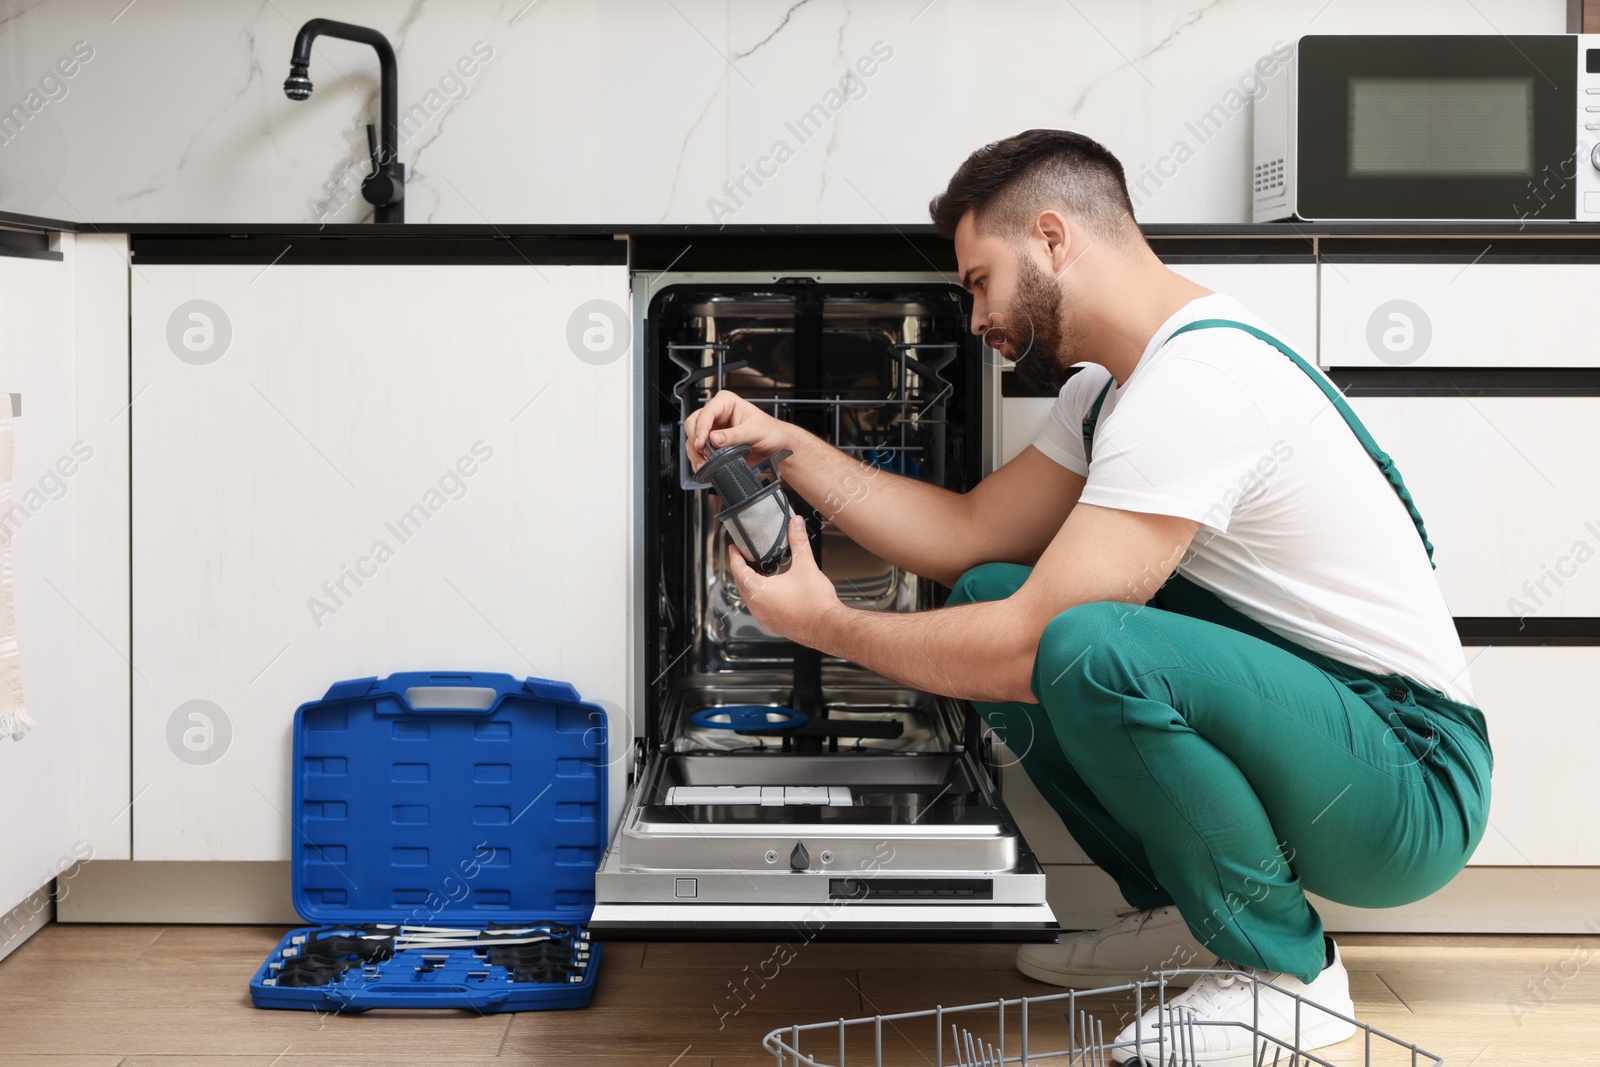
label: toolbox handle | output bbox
[368,672,515,715]
[334,672,573,716]
[318,672,590,715]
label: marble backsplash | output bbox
[0,0,1566,225]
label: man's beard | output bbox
[1005,255,1081,394]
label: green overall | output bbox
[948,319,1493,984]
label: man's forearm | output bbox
[780,427,975,586]
[803,597,1040,704]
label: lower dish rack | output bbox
[761,969,1441,1067]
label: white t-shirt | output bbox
[1031,293,1476,707]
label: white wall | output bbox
[0,0,1565,226]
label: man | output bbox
[683,129,1492,1066]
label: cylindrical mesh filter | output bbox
[692,444,793,574]
[722,493,791,570]
[703,448,763,501]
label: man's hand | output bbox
[685,390,795,469]
[726,514,842,647]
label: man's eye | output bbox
[974,277,986,291]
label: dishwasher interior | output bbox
[589,275,1058,939]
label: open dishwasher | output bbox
[588,270,1059,940]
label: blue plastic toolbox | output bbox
[248,671,608,1013]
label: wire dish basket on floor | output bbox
[761,968,1441,1067]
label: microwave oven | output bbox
[1253,34,1600,222]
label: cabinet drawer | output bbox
[1466,647,1600,866]
[1349,395,1600,617]
[1323,263,1600,368]
[1170,261,1317,357]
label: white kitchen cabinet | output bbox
[130,262,631,861]
[1348,395,1600,617]
[1461,646,1600,866]
[995,261,1317,467]
[1170,261,1318,357]
[1003,645,1600,873]
[0,232,131,946]
[1322,262,1600,368]
[997,396,1055,467]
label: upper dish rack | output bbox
[668,338,960,490]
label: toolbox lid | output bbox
[290,672,609,925]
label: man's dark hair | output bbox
[928,129,1141,245]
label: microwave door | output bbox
[1295,34,1578,221]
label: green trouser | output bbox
[948,563,1494,985]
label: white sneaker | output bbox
[1109,937,1359,1066]
[1016,905,1220,989]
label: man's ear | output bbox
[1033,209,1074,275]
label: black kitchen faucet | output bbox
[284,19,404,224]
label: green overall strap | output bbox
[1166,318,1436,569]
[1080,377,1115,465]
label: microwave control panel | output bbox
[1582,36,1600,221]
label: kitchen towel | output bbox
[0,398,31,741]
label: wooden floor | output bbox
[0,924,1595,1065]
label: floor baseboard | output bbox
[1046,863,1600,934]
[0,887,54,962]
[56,861,298,924]
[52,860,1600,933]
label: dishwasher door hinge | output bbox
[659,424,677,477]
[980,733,1005,794]
[630,736,649,786]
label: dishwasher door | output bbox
[590,842,1059,940]
[589,689,1059,941]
